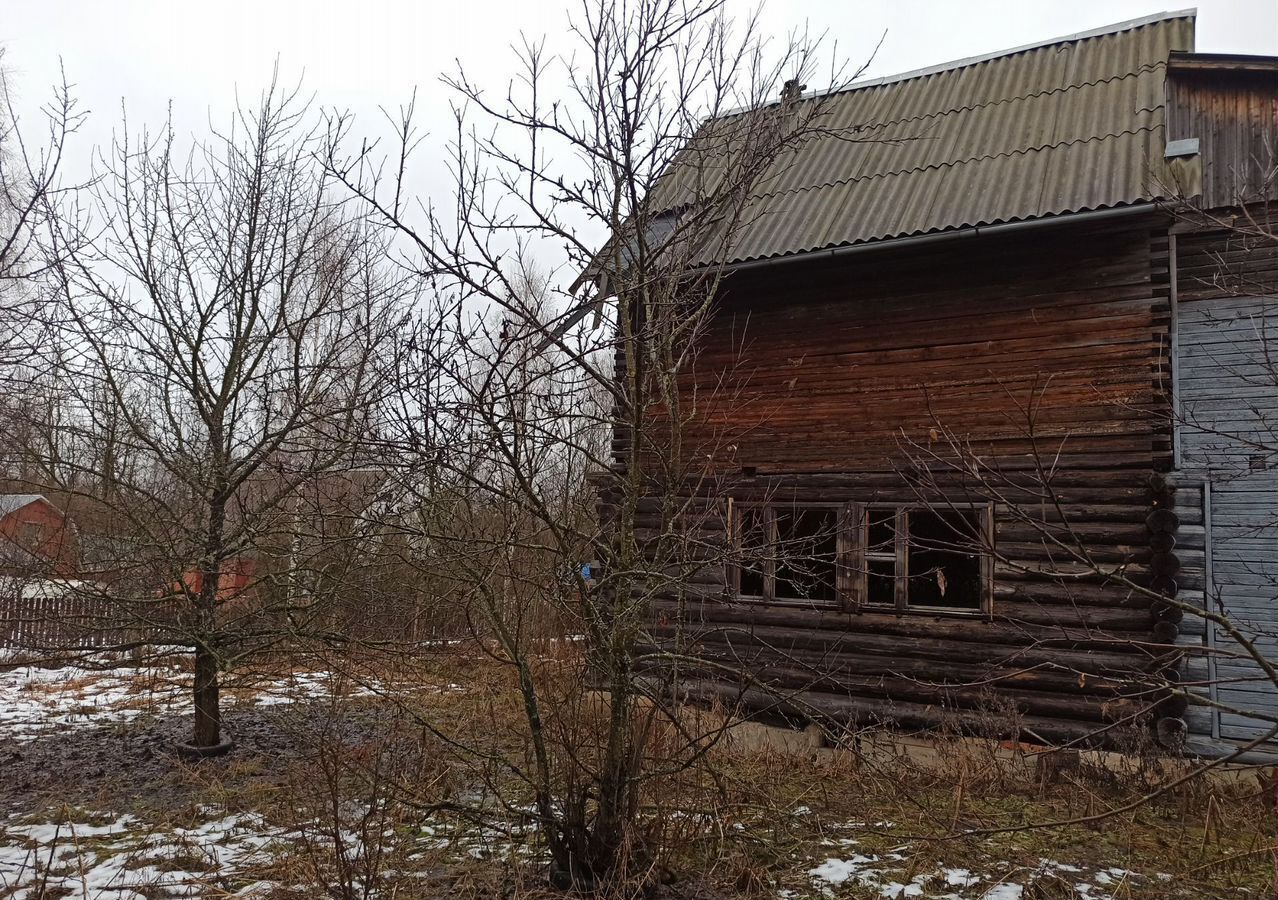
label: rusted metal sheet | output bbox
[652,12,1195,267]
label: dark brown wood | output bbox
[628,216,1177,748]
[674,679,1152,748]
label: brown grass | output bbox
[3,649,1275,899]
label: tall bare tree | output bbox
[19,78,404,751]
[324,0,862,886]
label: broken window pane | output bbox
[866,557,896,605]
[906,509,983,610]
[738,506,767,597]
[774,507,836,602]
[867,508,895,555]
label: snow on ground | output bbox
[1,662,187,742]
[0,659,1182,899]
[0,658,514,896]
[0,655,392,743]
[0,804,538,898]
[0,809,287,899]
[0,804,1180,900]
[805,831,1165,899]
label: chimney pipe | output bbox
[781,79,807,103]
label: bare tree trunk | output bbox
[321,0,857,885]
[192,642,222,747]
[191,489,227,749]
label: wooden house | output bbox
[610,12,1278,758]
[0,494,79,576]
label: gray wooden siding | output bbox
[1176,287,1278,744]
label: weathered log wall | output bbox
[628,213,1180,746]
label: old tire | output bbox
[173,735,235,760]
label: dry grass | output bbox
[223,653,1278,897]
[3,649,1276,898]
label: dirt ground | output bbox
[2,653,1276,899]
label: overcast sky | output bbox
[2,1,1275,281]
[4,1,1273,132]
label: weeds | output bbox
[3,652,1276,898]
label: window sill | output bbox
[732,594,841,610]
[861,602,989,619]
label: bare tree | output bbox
[322,0,864,886]
[15,77,405,751]
[0,53,87,475]
[0,52,85,290]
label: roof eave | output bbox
[711,203,1166,275]
[1168,50,1278,74]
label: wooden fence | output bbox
[0,581,123,654]
[2,579,479,657]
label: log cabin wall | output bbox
[683,217,1173,475]
[596,13,1278,753]
[630,212,1183,747]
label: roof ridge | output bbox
[720,9,1195,118]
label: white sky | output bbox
[3,1,1273,134]
[2,0,1275,280]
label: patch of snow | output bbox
[0,660,186,742]
[982,885,1024,900]
[809,855,879,885]
[0,657,403,742]
[0,809,293,898]
[5,814,138,842]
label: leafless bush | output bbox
[315,0,869,886]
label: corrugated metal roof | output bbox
[653,11,1196,266]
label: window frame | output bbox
[728,498,994,616]
[854,502,994,616]
[728,499,845,608]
